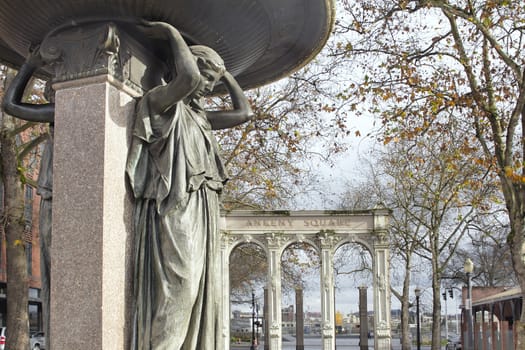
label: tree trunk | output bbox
[507,198,525,350]
[431,265,442,350]
[400,299,411,350]
[429,227,442,350]
[1,68,30,350]
[400,257,412,350]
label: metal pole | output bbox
[416,294,421,350]
[251,291,256,350]
[466,273,473,350]
[444,290,449,341]
[456,296,460,335]
[264,288,269,350]
[256,303,259,346]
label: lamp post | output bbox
[251,291,256,350]
[464,258,474,350]
[415,288,421,350]
[255,302,260,347]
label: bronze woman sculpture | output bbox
[126,21,253,349]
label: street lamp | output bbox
[464,258,474,350]
[415,288,422,350]
[255,302,260,347]
[250,291,256,350]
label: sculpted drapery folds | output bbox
[126,21,253,350]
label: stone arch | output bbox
[280,240,320,343]
[227,235,269,258]
[333,236,374,255]
[228,240,269,344]
[281,237,321,256]
[220,209,391,350]
[332,240,374,341]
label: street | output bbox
[231,336,437,349]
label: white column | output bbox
[266,233,283,350]
[319,234,335,350]
[372,206,392,350]
[220,232,231,350]
[373,245,391,350]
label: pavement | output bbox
[230,339,441,349]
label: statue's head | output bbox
[190,45,226,76]
[189,45,226,98]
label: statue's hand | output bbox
[139,20,178,38]
[26,45,45,67]
[220,71,254,122]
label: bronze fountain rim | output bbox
[0,0,336,90]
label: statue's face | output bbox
[192,67,221,99]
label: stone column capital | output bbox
[40,21,165,94]
[265,231,289,249]
[316,230,341,249]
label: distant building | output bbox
[230,309,263,339]
[464,286,522,350]
[282,304,294,322]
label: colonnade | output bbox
[219,209,392,350]
[469,288,522,350]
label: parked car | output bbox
[0,327,5,350]
[446,335,462,350]
[30,331,46,350]
[0,328,45,350]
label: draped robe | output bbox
[37,130,53,349]
[126,96,227,350]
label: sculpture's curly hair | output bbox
[190,45,226,75]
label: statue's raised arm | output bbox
[138,21,200,114]
[1,46,55,350]
[2,48,54,123]
[206,70,254,130]
[138,20,253,128]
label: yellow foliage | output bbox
[503,166,525,183]
[335,311,344,326]
[383,136,400,145]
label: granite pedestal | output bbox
[45,23,161,349]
